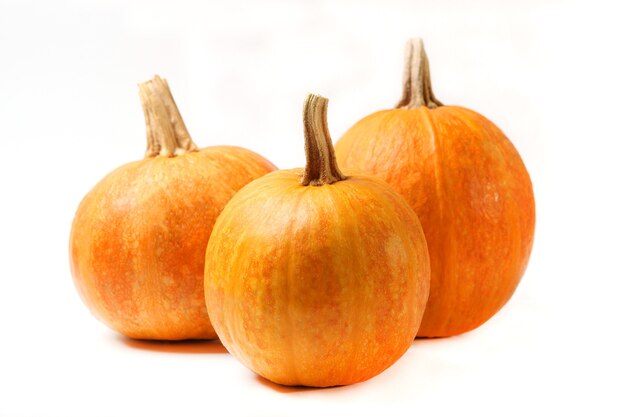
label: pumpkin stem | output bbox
[139,75,198,158]
[396,38,443,110]
[301,94,346,186]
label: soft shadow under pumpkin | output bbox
[254,374,346,393]
[118,335,228,354]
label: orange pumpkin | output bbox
[70,76,275,340]
[204,94,430,387]
[335,39,535,337]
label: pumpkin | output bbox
[204,94,430,387]
[335,39,535,337]
[69,76,276,340]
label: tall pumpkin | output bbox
[335,39,535,337]
[70,76,276,340]
[205,94,430,387]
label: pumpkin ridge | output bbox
[326,181,371,383]
[223,208,245,357]
[325,185,358,383]
[420,107,446,238]
[417,107,454,334]
[285,191,304,385]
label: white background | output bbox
[1,0,625,416]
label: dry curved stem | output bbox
[396,38,443,110]
[301,94,346,186]
[139,75,198,158]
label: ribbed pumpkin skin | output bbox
[70,146,276,340]
[204,170,430,387]
[335,106,535,337]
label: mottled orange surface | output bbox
[205,170,430,387]
[335,106,535,337]
[70,146,275,340]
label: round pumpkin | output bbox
[204,94,430,387]
[335,39,535,337]
[70,76,276,340]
